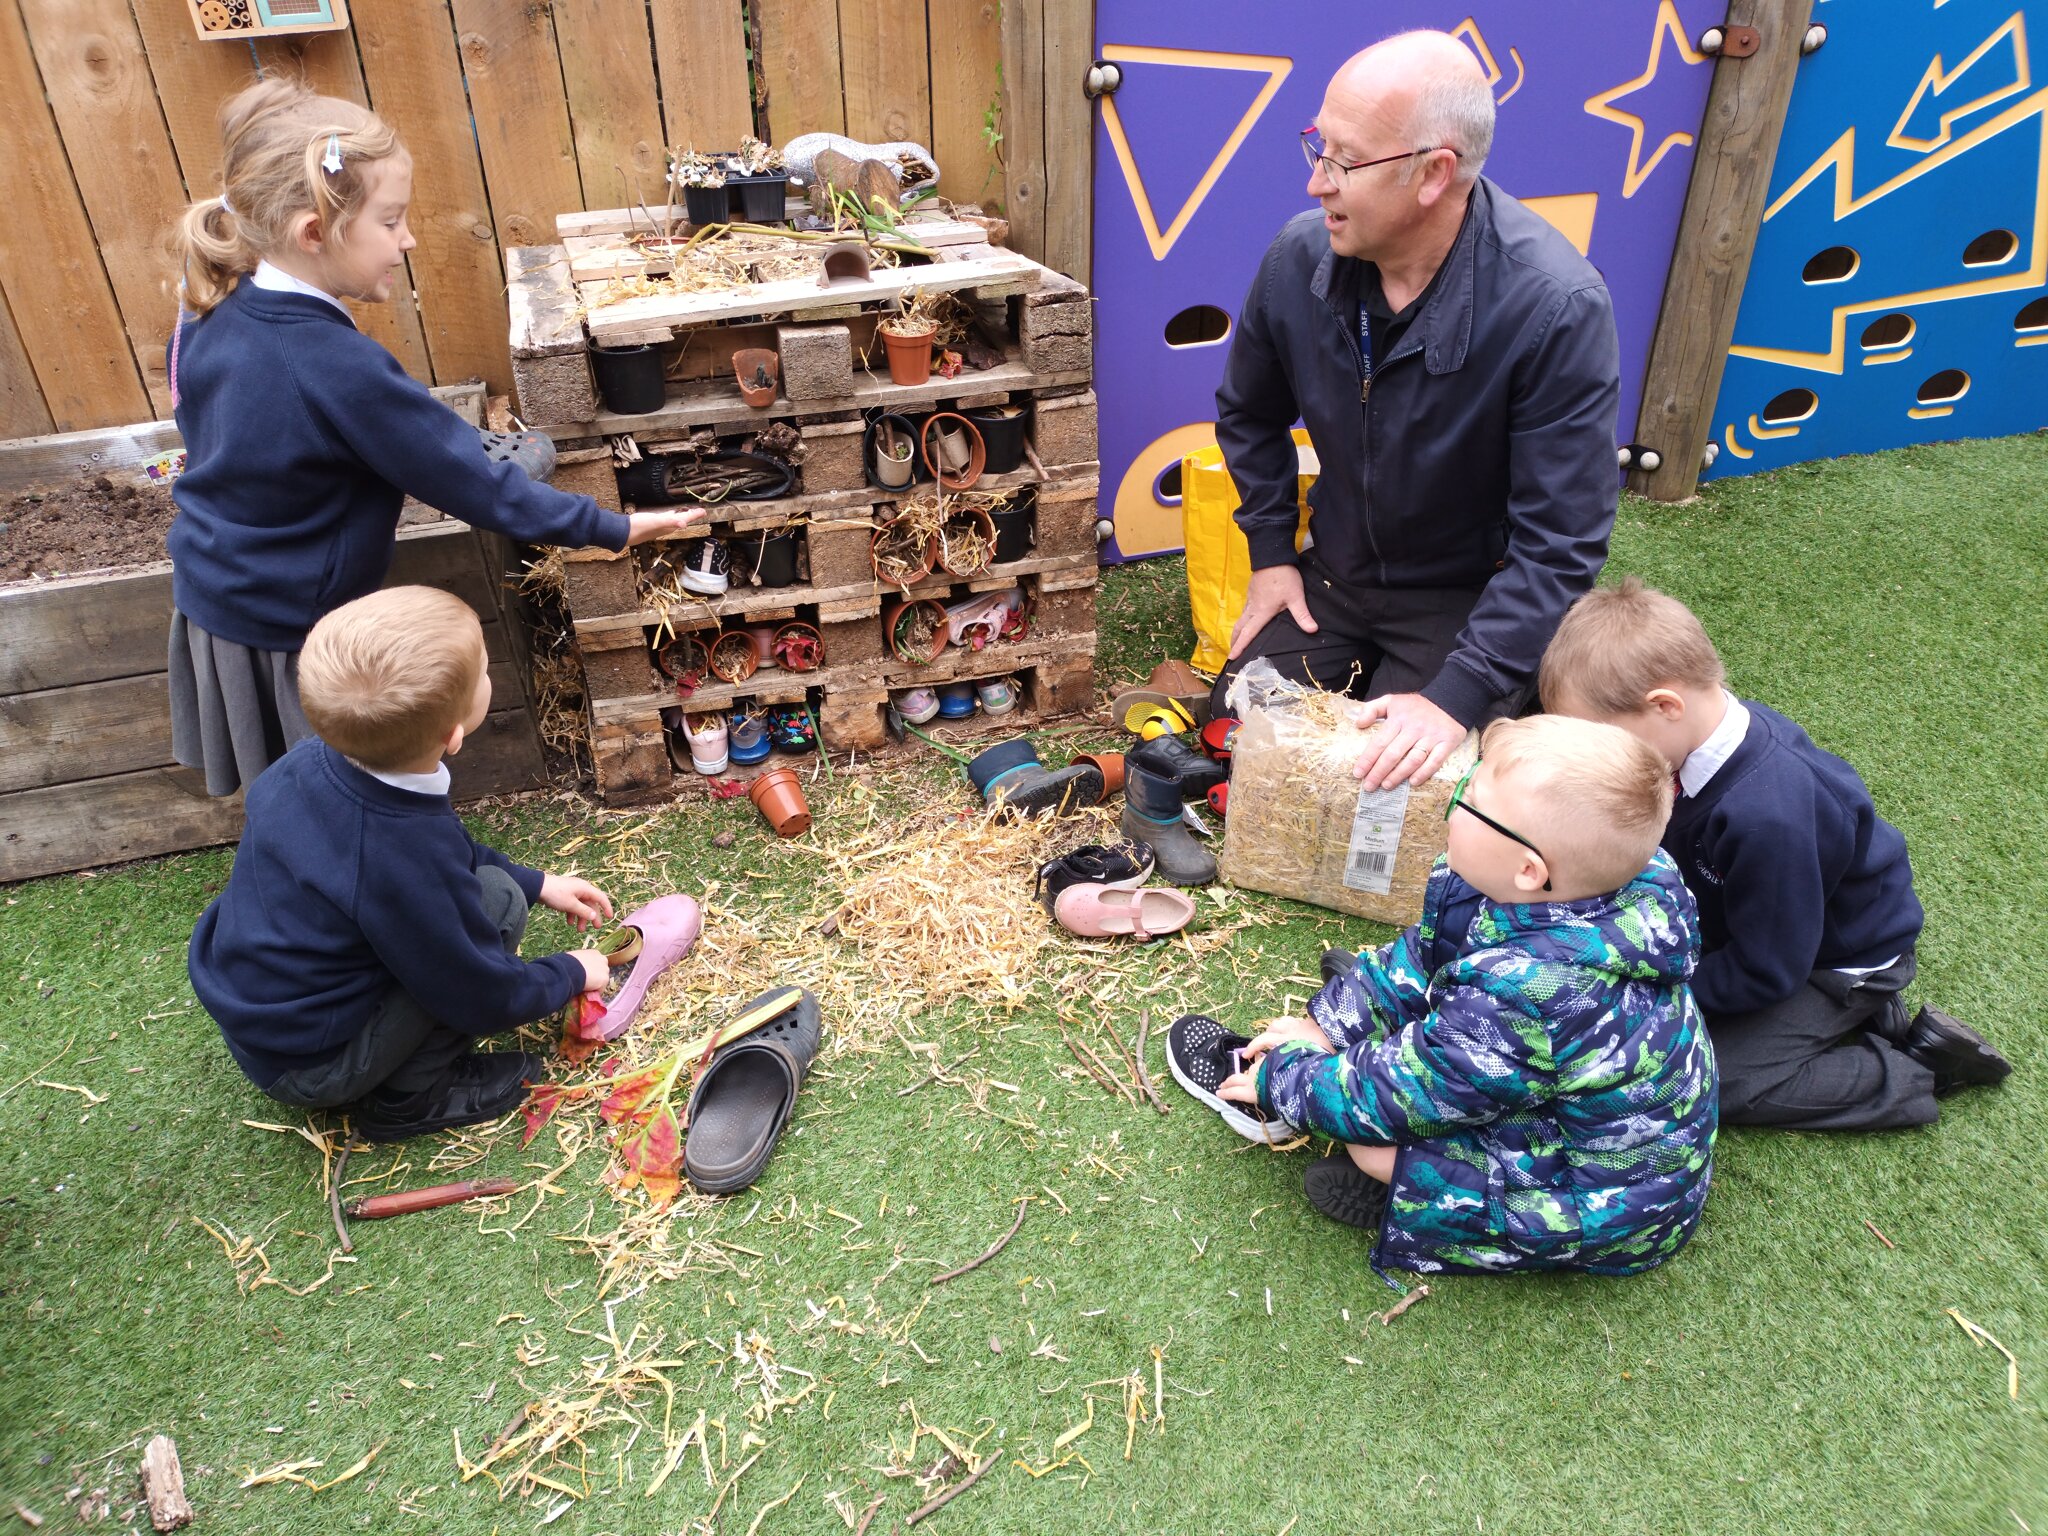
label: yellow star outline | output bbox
[1583,0,1708,198]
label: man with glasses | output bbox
[1211,30,1621,793]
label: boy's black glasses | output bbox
[1444,762,1552,891]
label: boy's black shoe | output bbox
[1304,1156,1388,1230]
[1902,1006,2011,1096]
[1163,1014,1287,1142]
[356,1052,541,1142]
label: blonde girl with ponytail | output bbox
[165,79,698,796]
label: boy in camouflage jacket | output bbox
[1207,715,1717,1276]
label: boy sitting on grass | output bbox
[188,586,613,1142]
[1541,579,2010,1130]
[1170,715,1718,1276]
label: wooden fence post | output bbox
[1629,0,1814,502]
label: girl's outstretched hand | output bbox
[626,509,708,545]
[538,873,613,929]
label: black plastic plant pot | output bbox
[990,504,1034,564]
[682,182,730,227]
[744,531,801,587]
[730,172,789,225]
[590,343,666,415]
[966,403,1031,474]
[614,453,676,505]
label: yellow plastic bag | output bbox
[1181,431,1317,675]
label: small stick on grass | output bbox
[930,1199,1028,1286]
[329,1136,357,1255]
[1060,1031,1131,1103]
[904,1451,999,1525]
[1863,1219,1897,1250]
[1380,1284,1430,1324]
[851,1494,886,1536]
[1130,1011,1169,1115]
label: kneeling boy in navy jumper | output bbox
[1540,578,2010,1129]
[189,587,614,1141]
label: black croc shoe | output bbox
[1304,1156,1388,1230]
[682,987,824,1195]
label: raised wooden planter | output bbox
[0,383,548,884]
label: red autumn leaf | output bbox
[600,1060,673,1125]
[708,778,749,800]
[521,1083,569,1146]
[617,1103,683,1179]
[567,992,611,1041]
[559,1030,601,1065]
[640,1169,684,1208]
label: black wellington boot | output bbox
[965,739,1102,818]
[1120,759,1217,886]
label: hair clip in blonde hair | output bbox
[322,133,344,174]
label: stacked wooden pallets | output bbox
[508,209,1100,806]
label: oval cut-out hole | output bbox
[2015,295,2048,332]
[1916,369,1969,404]
[1163,304,1231,348]
[1963,229,2018,266]
[1802,246,1859,283]
[1761,387,1818,424]
[1860,313,1914,349]
[1153,462,1184,504]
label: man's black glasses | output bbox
[1301,128,1459,181]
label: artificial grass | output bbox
[2,433,2043,1533]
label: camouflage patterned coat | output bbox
[1257,853,1717,1277]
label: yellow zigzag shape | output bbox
[1887,12,2030,153]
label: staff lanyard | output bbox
[1357,298,1375,403]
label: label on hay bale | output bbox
[1220,670,1475,927]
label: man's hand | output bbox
[1352,692,1465,789]
[625,509,708,546]
[1227,564,1318,659]
[1218,1015,1335,1103]
[570,948,610,994]
[539,873,613,931]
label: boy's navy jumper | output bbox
[1664,700,1935,1129]
[168,283,629,652]
[189,739,584,1090]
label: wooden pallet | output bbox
[506,225,1100,805]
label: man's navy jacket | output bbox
[1216,177,1621,726]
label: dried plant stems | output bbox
[904,1450,999,1525]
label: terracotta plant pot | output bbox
[749,766,813,838]
[772,621,824,673]
[871,515,936,586]
[883,597,949,664]
[733,347,780,407]
[879,321,937,385]
[920,412,987,490]
[656,632,713,692]
[1071,751,1125,803]
[936,506,997,577]
[708,629,760,684]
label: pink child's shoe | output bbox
[1051,884,1197,942]
[591,893,703,1040]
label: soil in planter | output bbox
[1,476,177,582]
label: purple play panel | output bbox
[1091,0,1722,561]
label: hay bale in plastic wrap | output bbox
[1219,661,1477,927]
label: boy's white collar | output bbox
[356,761,451,796]
[1678,691,1749,798]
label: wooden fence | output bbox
[0,0,1092,439]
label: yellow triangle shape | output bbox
[1100,45,1294,261]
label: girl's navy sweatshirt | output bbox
[167,282,629,651]
[189,739,585,1087]
[1662,701,1923,1016]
